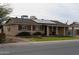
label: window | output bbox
[33,25,36,31]
[27,25,31,30]
[22,25,27,29]
[18,25,36,31]
[18,25,22,30]
[18,25,27,30]
[39,25,44,31]
[7,26,11,32]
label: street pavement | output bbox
[0,40,79,55]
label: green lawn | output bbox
[31,36,78,42]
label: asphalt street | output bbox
[0,40,79,55]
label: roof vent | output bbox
[30,16,37,20]
[21,15,28,19]
[15,17,18,18]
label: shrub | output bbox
[33,32,42,36]
[0,33,6,43]
[16,32,31,36]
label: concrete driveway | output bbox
[0,40,79,55]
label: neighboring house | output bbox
[69,22,79,36]
[3,15,68,36]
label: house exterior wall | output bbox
[68,27,79,36]
[3,19,39,36]
[3,25,19,36]
[3,24,68,36]
[3,24,44,36]
[69,27,79,30]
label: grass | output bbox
[31,36,78,42]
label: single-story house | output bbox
[69,22,79,36]
[3,15,69,36]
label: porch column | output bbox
[56,27,58,35]
[64,27,66,36]
[31,25,33,35]
[47,26,49,36]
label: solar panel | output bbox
[33,19,56,24]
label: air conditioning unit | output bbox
[21,15,28,19]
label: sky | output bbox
[9,3,79,24]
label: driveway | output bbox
[0,40,79,55]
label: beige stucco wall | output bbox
[3,25,19,36]
[3,25,43,36]
[3,24,68,36]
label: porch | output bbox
[41,25,68,36]
[17,24,68,36]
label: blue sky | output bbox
[10,3,79,24]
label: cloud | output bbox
[10,3,79,24]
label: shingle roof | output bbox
[4,17,68,27]
[5,18,37,25]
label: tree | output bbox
[0,4,12,33]
[0,4,12,21]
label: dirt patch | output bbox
[5,36,31,43]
